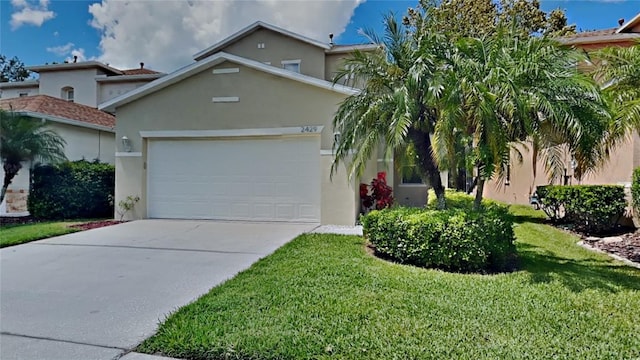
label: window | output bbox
[401,165,424,185]
[281,59,301,73]
[61,86,74,102]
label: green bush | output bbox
[537,185,626,234]
[362,193,516,273]
[632,168,640,213]
[29,160,115,219]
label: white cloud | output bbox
[10,0,55,30]
[88,0,364,72]
[46,42,74,56]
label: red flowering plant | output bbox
[360,171,394,213]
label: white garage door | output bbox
[147,137,320,222]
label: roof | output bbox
[0,95,115,132]
[617,12,640,33]
[95,73,165,83]
[326,44,380,54]
[561,28,640,46]
[100,52,359,112]
[121,68,162,75]
[27,61,123,75]
[0,80,39,89]
[193,21,331,61]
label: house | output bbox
[101,21,433,225]
[0,61,163,215]
[484,14,640,205]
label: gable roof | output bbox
[193,21,331,61]
[617,12,640,33]
[99,52,358,112]
[0,95,115,132]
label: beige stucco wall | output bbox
[0,85,39,99]
[220,28,326,79]
[98,81,151,104]
[114,60,365,224]
[38,68,100,106]
[485,136,638,205]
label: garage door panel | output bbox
[147,137,320,222]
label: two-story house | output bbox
[484,14,640,205]
[100,21,410,225]
[0,61,163,215]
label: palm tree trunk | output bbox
[408,128,446,209]
[1,162,22,205]
[474,176,485,211]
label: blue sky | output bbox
[1,0,639,72]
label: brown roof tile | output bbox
[564,28,618,41]
[0,95,115,129]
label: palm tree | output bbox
[331,14,449,209]
[1,110,66,204]
[593,43,640,141]
[433,29,612,209]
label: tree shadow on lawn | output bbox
[518,242,640,293]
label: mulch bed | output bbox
[69,220,124,231]
[582,232,640,263]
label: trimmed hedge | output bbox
[362,193,516,273]
[537,185,625,234]
[28,160,115,219]
[632,168,640,213]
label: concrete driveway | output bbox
[0,220,315,360]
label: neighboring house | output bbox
[484,14,640,205]
[101,21,431,225]
[0,61,163,215]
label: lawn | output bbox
[0,222,79,248]
[139,205,640,359]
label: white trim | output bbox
[18,111,115,132]
[193,21,330,61]
[281,59,301,65]
[95,74,164,82]
[320,150,333,156]
[0,80,39,89]
[99,52,359,112]
[377,159,394,162]
[212,96,239,103]
[140,126,324,139]
[115,152,143,157]
[617,13,640,33]
[326,44,379,54]
[398,183,427,188]
[212,68,239,74]
[562,33,640,46]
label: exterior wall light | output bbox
[122,136,132,152]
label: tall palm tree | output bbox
[332,14,449,209]
[433,29,612,209]
[0,110,66,204]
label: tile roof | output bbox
[0,95,115,130]
[565,28,618,40]
[120,68,162,75]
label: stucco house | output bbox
[101,21,437,225]
[484,13,640,205]
[0,61,163,215]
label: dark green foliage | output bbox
[537,185,626,234]
[362,192,516,273]
[29,160,115,219]
[632,168,640,213]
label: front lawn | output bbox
[139,206,640,359]
[0,222,80,248]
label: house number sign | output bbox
[300,126,318,133]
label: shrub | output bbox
[29,160,115,219]
[632,168,640,213]
[360,172,393,213]
[362,192,516,273]
[537,185,626,234]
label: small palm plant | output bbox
[1,110,66,204]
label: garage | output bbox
[146,136,321,222]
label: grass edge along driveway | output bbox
[0,222,79,248]
[139,205,640,359]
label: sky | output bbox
[1,0,639,73]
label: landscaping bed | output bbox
[69,220,123,231]
[583,233,640,263]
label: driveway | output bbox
[0,220,315,360]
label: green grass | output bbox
[0,222,79,248]
[139,205,640,359]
